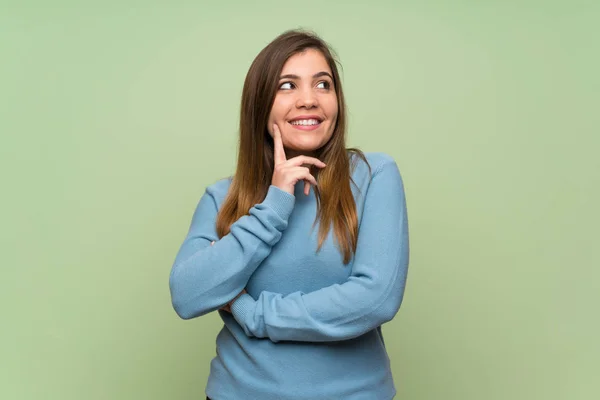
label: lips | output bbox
[288,115,324,124]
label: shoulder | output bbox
[350,151,402,182]
[204,175,233,206]
[364,151,398,172]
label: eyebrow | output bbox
[279,71,334,80]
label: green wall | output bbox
[2,1,598,399]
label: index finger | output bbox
[272,124,287,165]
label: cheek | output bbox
[269,96,289,123]
[325,97,339,125]
[330,106,339,123]
[267,100,283,136]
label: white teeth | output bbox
[291,119,320,126]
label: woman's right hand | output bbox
[271,124,327,196]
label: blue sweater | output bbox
[169,152,410,400]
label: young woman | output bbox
[169,29,410,400]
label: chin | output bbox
[288,140,323,151]
[287,146,318,154]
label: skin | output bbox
[220,48,339,313]
[271,124,326,196]
[267,48,338,160]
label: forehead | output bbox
[280,48,332,76]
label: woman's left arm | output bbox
[230,158,410,342]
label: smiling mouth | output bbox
[287,119,323,131]
[288,118,322,126]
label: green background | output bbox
[2,1,598,399]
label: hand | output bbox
[271,124,327,196]
[210,241,248,313]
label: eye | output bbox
[316,80,331,90]
[279,81,295,90]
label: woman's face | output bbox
[267,49,338,157]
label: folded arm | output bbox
[231,160,410,342]
[169,185,295,319]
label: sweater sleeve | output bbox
[230,160,409,342]
[169,184,295,320]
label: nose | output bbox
[295,87,318,109]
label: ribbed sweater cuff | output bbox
[231,293,256,328]
[262,185,295,221]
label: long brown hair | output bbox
[216,29,371,264]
